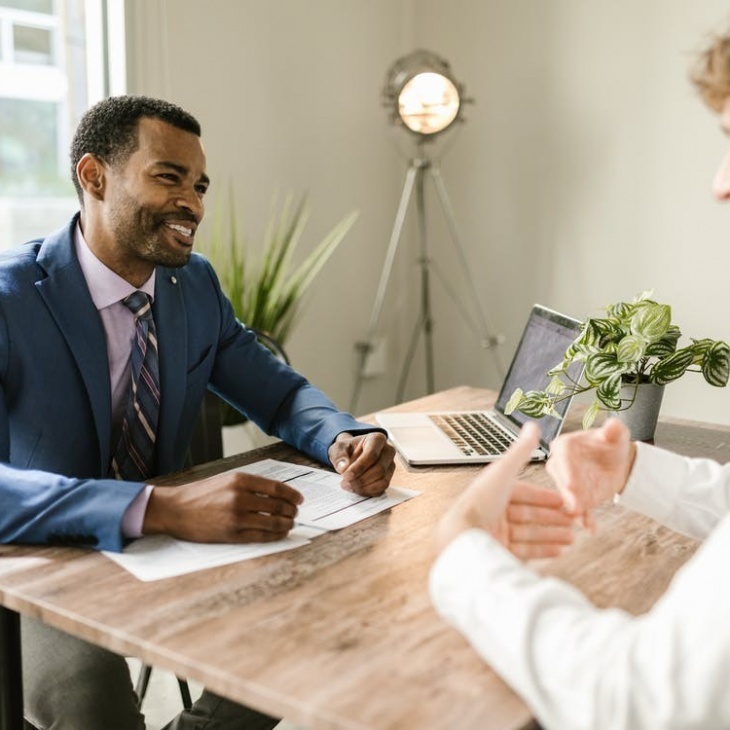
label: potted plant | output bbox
[505,291,730,438]
[200,189,358,426]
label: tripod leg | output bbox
[396,310,428,403]
[429,164,505,376]
[350,162,421,413]
[415,165,435,393]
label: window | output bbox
[0,0,125,247]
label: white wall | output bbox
[127,0,730,425]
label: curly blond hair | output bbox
[691,30,730,111]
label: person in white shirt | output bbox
[429,28,730,730]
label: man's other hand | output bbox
[329,432,396,497]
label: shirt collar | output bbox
[74,222,156,310]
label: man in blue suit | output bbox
[2,95,395,729]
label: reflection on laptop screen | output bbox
[496,308,582,445]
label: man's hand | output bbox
[143,472,303,543]
[434,423,575,559]
[546,418,636,521]
[328,431,396,497]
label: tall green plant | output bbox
[199,189,358,426]
[201,189,358,345]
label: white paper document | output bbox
[104,459,418,581]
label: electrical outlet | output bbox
[359,337,388,378]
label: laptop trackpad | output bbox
[388,426,461,460]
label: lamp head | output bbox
[383,49,466,139]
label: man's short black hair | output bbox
[70,95,201,202]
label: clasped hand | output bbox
[434,419,637,560]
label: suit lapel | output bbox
[35,217,112,472]
[153,269,187,474]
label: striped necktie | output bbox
[110,291,161,481]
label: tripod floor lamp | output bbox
[350,49,504,413]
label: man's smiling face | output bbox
[102,116,210,273]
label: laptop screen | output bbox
[495,305,582,449]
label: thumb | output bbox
[601,418,630,445]
[456,422,541,516]
[329,439,353,474]
[488,422,541,485]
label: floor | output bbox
[127,659,304,730]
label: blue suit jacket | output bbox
[0,215,376,551]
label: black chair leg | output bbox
[136,662,193,711]
[134,663,153,707]
[177,677,193,710]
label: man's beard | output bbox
[111,206,194,269]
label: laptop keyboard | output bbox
[429,413,516,457]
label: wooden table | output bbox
[1,386,728,730]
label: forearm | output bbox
[621,442,730,539]
[430,527,730,730]
[0,464,144,552]
[430,530,632,730]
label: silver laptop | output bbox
[375,304,582,465]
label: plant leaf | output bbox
[650,347,694,385]
[199,188,358,346]
[630,302,671,341]
[584,351,627,385]
[616,334,646,364]
[504,388,524,415]
[596,373,622,410]
[645,326,680,358]
[702,340,730,387]
[582,400,601,429]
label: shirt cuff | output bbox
[121,484,154,538]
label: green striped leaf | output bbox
[606,302,633,320]
[616,334,646,364]
[596,374,622,410]
[584,351,626,385]
[702,341,730,387]
[577,319,603,349]
[545,375,566,396]
[645,326,680,358]
[650,347,694,385]
[630,302,671,341]
[504,388,524,415]
[512,390,553,418]
[582,400,601,429]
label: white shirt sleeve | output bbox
[429,525,730,730]
[620,441,730,539]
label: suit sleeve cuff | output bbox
[121,484,154,538]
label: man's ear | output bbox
[76,153,107,201]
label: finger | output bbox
[453,424,541,521]
[506,502,575,527]
[484,422,541,487]
[602,417,630,445]
[346,477,389,497]
[341,434,385,476]
[232,474,303,506]
[341,452,395,494]
[329,433,357,473]
[510,542,569,560]
[545,452,580,513]
[233,493,300,519]
[510,482,566,509]
[360,459,396,497]
[232,512,296,535]
[509,523,575,545]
